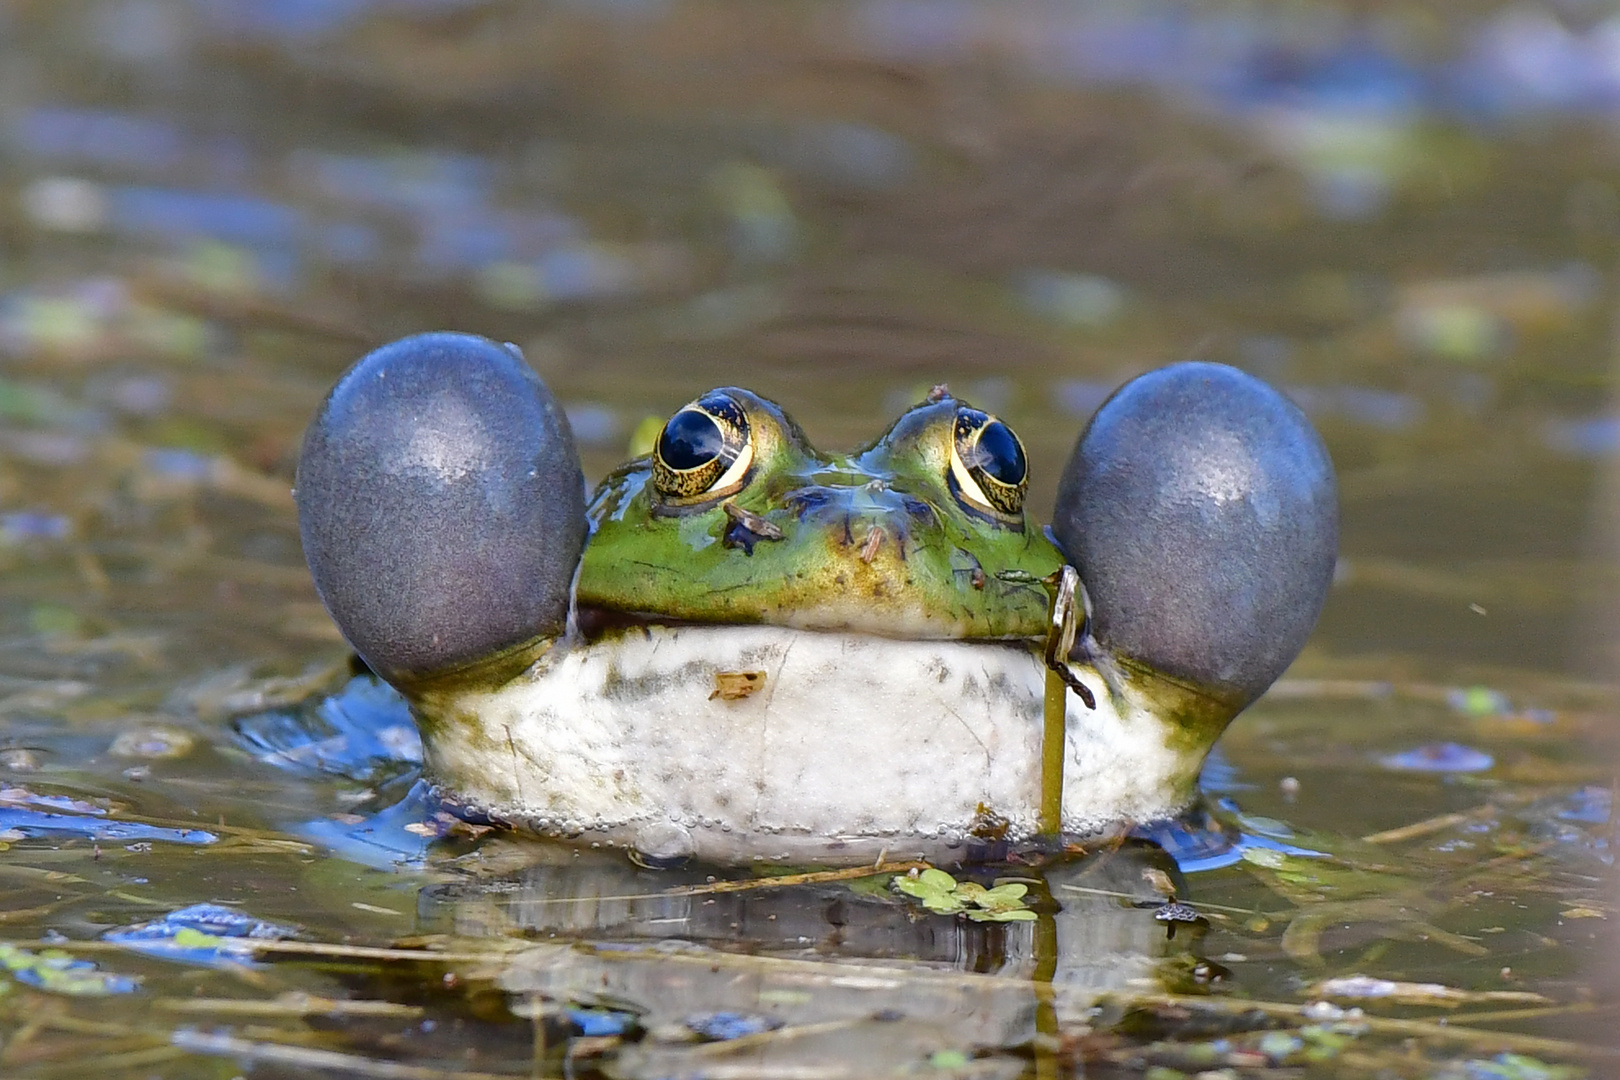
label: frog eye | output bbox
[652,392,754,500]
[950,408,1028,516]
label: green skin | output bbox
[575,389,1068,641]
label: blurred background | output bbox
[2,0,1619,681]
[0,2,1616,1075]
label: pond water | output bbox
[0,1,1615,1077]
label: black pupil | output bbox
[975,421,1026,485]
[659,409,724,470]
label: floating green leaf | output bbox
[894,870,1036,921]
[895,868,967,913]
[0,943,136,995]
[1240,847,1287,869]
[171,927,228,950]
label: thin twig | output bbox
[1442,1001,1599,1026]
[480,863,927,908]
[31,1045,186,1077]
[1055,882,1274,918]
[683,1019,863,1058]
[1362,808,1491,845]
[664,862,926,896]
[244,940,513,963]
[157,992,424,1018]
[171,1029,524,1080]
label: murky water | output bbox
[0,2,1614,1077]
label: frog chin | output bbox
[408,624,1219,866]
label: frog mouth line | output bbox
[568,604,1055,647]
[572,606,717,640]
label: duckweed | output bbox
[894,868,1037,922]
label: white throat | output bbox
[418,625,1207,865]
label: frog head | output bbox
[575,386,1065,640]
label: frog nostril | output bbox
[901,496,938,527]
[782,487,830,521]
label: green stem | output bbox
[1039,666,1066,836]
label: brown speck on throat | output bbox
[859,526,884,563]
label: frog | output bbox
[294,332,1338,865]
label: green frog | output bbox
[295,333,1338,865]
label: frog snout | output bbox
[782,483,938,562]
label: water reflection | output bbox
[418,845,1180,1078]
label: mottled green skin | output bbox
[575,390,1066,640]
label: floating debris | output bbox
[0,787,105,815]
[1448,686,1513,717]
[0,944,137,996]
[1312,975,1549,1007]
[0,783,215,844]
[1396,267,1598,361]
[0,805,215,845]
[107,185,303,249]
[10,106,182,172]
[0,512,71,543]
[1379,742,1495,773]
[105,903,298,967]
[1433,1052,1585,1080]
[684,1011,784,1041]
[1551,787,1610,825]
[1258,1030,1304,1062]
[1152,899,1201,924]
[108,723,196,759]
[1543,415,1620,459]
[1256,107,1419,220]
[568,1008,640,1038]
[1136,805,1327,874]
